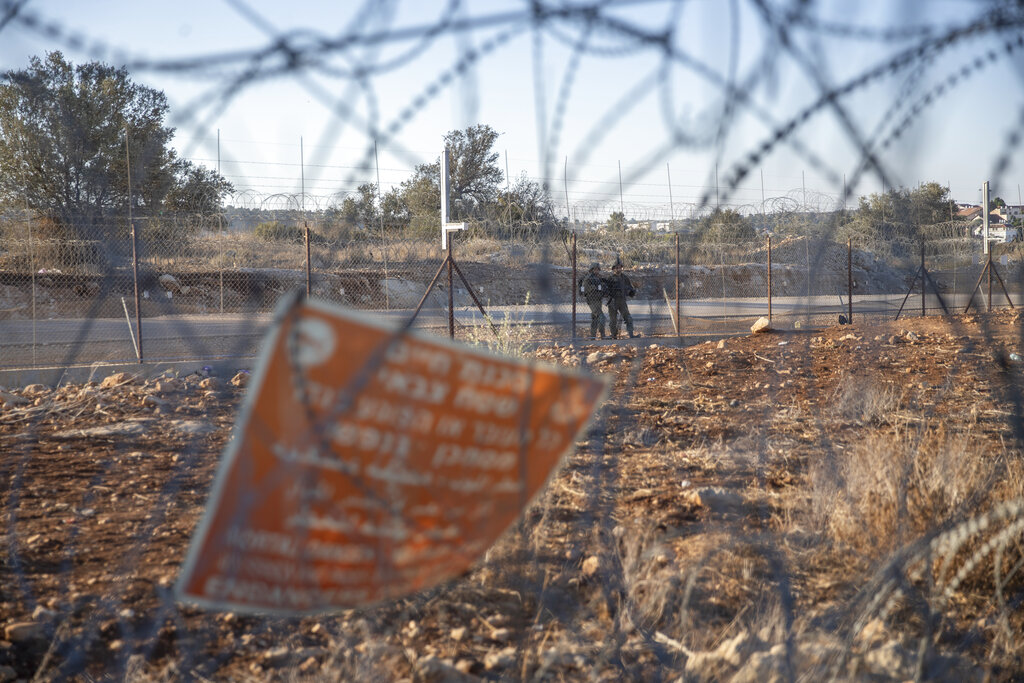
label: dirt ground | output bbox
[2,310,1024,681]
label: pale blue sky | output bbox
[2,0,1022,218]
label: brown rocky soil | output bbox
[2,310,1024,681]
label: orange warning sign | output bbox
[176,297,607,614]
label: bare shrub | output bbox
[828,377,903,425]
[810,422,1009,555]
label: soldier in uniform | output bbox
[579,262,608,339]
[606,259,639,339]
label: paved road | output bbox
[1,291,1018,368]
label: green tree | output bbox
[0,52,230,235]
[606,210,626,231]
[698,208,754,242]
[494,172,555,232]
[399,124,505,235]
[165,165,234,217]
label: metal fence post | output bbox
[571,232,577,342]
[848,238,853,324]
[131,220,143,363]
[448,236,455,339]
[921,241,925,317]
[304,224,311,297]
[988,249,993,312]
[767,235,772,324]
[675,232,681,346]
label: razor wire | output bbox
[3,1,1024,682]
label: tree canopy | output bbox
[697,207,755,243]
[0,52,231,234]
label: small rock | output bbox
[0,664,17,683]
[417,655,476,682]
[450,626,467,642]
[263,646,291,667]
[4,621,44,643]
[455,659,475,674]
[153,379,182,394]
[585,351,615,364]
[491,627,511,643]
[685,487,744,512]
[729,398,740,407]
[109,639,124,652]
[903,330,920,341]
[717,339,727,349]
[750,317,772,334]
[484,647,516,671]
[298,657,318,674]
[142,395,170,412]
[582,556,600,577]
[100,372,136,389]
[22,383,48,395]
[230,371,250,388]
[199,377,221,390]
[31,606,56,621]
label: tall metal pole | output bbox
[563,156,570,223]
[667,163,674,225]
[375,140,390,309]
[218,128,224,314]
[126,129,142,363]
[301,137,310,297]
[618,160,624,215]
[715,164,720,210]
[983,180,990,256]
[569,232,577,342]
[760,168,765,216]
[675,232,681,346]
[847,238,853,324]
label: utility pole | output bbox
[618,160,624,215]
[667,163,674,225]
[564,157,570,224]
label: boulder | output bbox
[158,274,191,295]
[751,317,772,334]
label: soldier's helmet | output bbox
[612,257,623,270]
[589,262,601,272]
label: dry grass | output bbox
[809,420,1012,555]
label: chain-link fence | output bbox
[3,212,1022,368]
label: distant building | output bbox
[973,222,1019,242]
